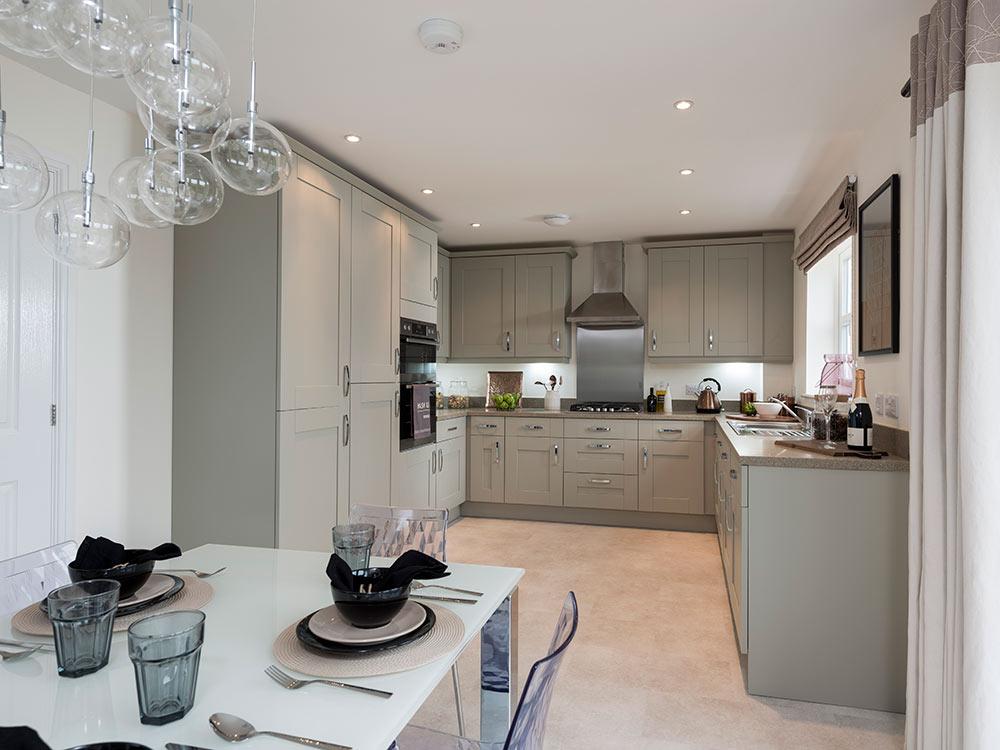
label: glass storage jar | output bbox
[448,380,469,410]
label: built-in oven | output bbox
[399,317,438,451]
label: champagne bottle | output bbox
[646,387,657,413]
[847,369,874,451]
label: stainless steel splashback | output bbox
[576,325,645,404]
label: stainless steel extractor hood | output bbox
[566,241,642,326]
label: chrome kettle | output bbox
[696,378,722,414]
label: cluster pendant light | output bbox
[40,0,144,77]
[0,0,57,57]
[0,66,50,213]
[108,107,168,228]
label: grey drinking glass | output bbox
[46,579,121,678]
[332,523,375,571]
[128,610,206,725]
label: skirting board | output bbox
[459,502,717,533]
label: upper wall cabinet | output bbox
[351,190,401,383]
[448,248,574,361]
[400,216,438,310]
[437,253,451,359]
[645,234,792,362]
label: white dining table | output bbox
[0,544,524,750]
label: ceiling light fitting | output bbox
[679,168,694,176]
[673,100,693,110]
[679,209,691,215]
[344,134,361,143]
[421,187,434,195]
[543,214,571,227]
[418,18,462,54]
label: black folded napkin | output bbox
[74,536,181,569]
[0,727,51,750]
[326,549,450,592]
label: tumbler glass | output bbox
[332,523,375,571]
[127,610,206,725]
[47,579,121,678]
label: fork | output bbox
[411,580,483,597]
[264,665,393,698]
[0,645,41,661]
[157,566,227,578]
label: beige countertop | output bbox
[437,407,718,421]
[715,416,909,472]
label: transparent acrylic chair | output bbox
[391,591,579,750]
[0,540,78,618]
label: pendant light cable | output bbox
[82,14,97,227]
[246,0,258,155]
[0,64,7,170]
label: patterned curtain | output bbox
[907,2,1000,748]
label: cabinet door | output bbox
[278,159,351,410]
[647,246,704,357]
[351,190,400,382]
[437,254,451,359]
[504,436,563,506]
[450,256,516,358]
[763,237,794,360]
[468,435,505,502]
[514,253,570,358]
[349,383,398,510]
[704,243,763,358]
[435,438,465,509]
[392,443,435,509]
[638,440,705,514]
[277,407,348,551]
[401,216,438,308]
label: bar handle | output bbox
[525,424,545,430]
[495,441,501,463]
[588,478,612,485]
[587,443,612,450]
[394,347,400,374]
[553,443,559,465]
[505,331,511,352]
[657,428,683,434]
[343,364,350,398]
[651,331,657,352]
[477,423,498,429]
[342,414,350,447]
[394,390,399,417]
[588,426,612,432]
[642,446,648,470]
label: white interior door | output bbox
[0,164,66,559]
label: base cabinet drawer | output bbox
[470,418,504,436]
[505,417,563,437]
[562,438,637,475]
[638,420,703,443]
[638,440,705,514]
[437,417,467,441]
[565,419,638,440]
[468,435,504,502]
[564,473,638,511]
[504,436,562,506]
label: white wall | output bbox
[2,55,174,547]
[438,243,792,404]
[791,88,913,430]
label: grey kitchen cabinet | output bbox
[351,189,401,383]
[704,243,763,358]
[638,439,705,514]
[349,382,398,511]
[468,435,505,502]
[646,246,705,357]
[503,435,563,506]
[450,256,516,358]
[400,215,438,309]
[435,432,466,510]
[563,473,638,511]
[762,235,794,360]
[514,253,571,358]
[392,442,436,509]
[437,253,451,359]
[562,438,637,475]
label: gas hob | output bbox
[569,402,641,413]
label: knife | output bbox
[411,593,478,605]
[166,744,215,750]
[0,638,55,652]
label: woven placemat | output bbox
[273,603,464,678]
[11,576,213,636]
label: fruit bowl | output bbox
[491,392,521,411]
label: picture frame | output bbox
[857,174,900,355]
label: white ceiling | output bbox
[15,0,919,248]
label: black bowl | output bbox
[68,551,155,599]
[330,567,411,629]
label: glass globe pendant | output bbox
[108,130,169,228]
[35,130,131,268]
[139,138,223,225]
[136,97,229,152]
[212,0,291,196]
[124,0,229,118]
[0,0,31,19]
[0,68,50,212]
[0,0,57,57]
[39,0,145,78]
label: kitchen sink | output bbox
[729,422,812,439]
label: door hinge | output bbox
[50,404,57,426]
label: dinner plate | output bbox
[296,603,436,656]
[308,600,427,645]
[39,574,184,617]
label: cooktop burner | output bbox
[569,402,641,413]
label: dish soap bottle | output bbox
[646,387,657,413]
[664,383,673,414]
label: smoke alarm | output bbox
[419,18,463,54]
[543,214,572,227]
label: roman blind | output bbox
[794,176,857,272]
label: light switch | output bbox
[885,394,898,419]
[875,393,885,416]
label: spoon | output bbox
[0,645,41,661]
[209,712,351,750]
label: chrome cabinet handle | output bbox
[447,425,458,432]
[394,347,400,374]
[553,443,559,465]
[525,424,545,430]
[708,328,714,351]
[721,451,728,460]
[439,448,444,471]
[343,414,350,447]
[730,469,737,480]
[505,331,511,352]
[642,446,648,469]
[394,390,399,417]
[553,331,561,351]
[343,364,350,398]
[589,478,612,485]
[588,426,612,432]
[651,331,657,352]
[495,441,501,463]
[433,276,438,300]
[477,423,498,429]
[587,443,612,449]
[431,450,437,474]
[657,428,682,434]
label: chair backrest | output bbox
[0,541,78,617]
[504,591,579,750]
[348,505,449,561]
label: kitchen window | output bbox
[806,237,854,391]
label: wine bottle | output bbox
[646,387,657,413]
[847,369,874,451]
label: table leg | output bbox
[480,588,518,743]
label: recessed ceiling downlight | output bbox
[674,100,694,110]
[419,18,463,54]
[344,134,361,143]
[543,214,571,227]
[421,188,435,195]
[470,222,481,228]
[679,168,694,176]
[679,209,692,215]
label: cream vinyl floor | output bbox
[410,518,904,749]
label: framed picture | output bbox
[857,174,900,355]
